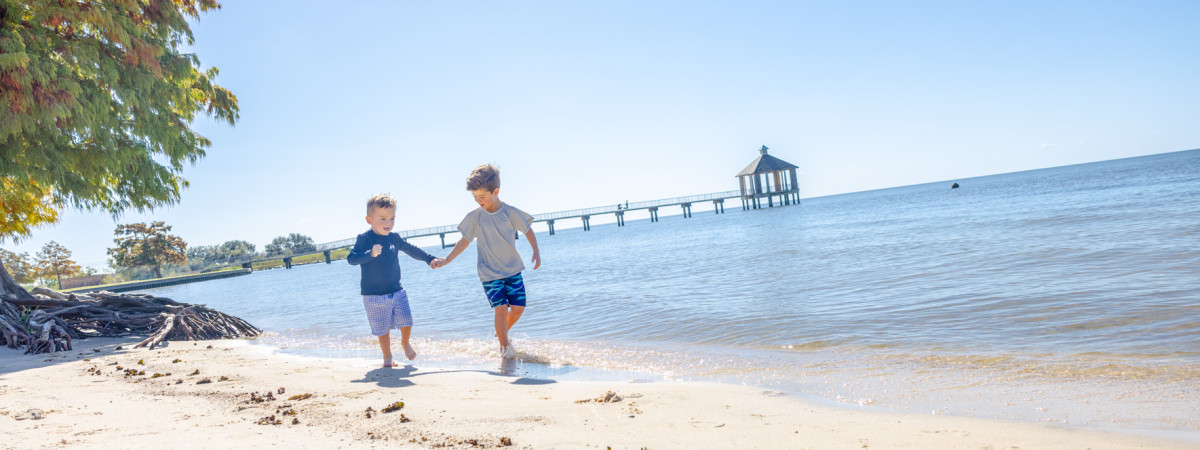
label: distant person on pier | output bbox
[347,194,444,367]
[435,164,542,359]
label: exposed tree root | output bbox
[1,287,260,354]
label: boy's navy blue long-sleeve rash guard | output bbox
[346,230,436,295]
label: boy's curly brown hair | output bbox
[466,164,500,192]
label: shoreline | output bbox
[3,337,1196,449]
[253,331,1200,435]
[62,268,253,294]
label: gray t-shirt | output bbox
[457,203,535,282]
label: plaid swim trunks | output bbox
[481,273,526,308]
[362,288,412,336]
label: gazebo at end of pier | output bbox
[736,145,800,209]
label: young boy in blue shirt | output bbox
[437,164,541,359]
[348,194,444,367]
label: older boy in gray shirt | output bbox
[438,164,541,359]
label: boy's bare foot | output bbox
[402,342,417,361]
[382,358,397,368]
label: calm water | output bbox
[144,149,1200,435]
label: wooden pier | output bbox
[534,190,741,235]
[242,146,803,268]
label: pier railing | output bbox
[535,190,744,221]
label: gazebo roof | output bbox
[736,146,797,176]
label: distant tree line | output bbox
[186,240,257,269]
[2,220,322,287]
[264,233,317,257]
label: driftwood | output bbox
[0,288,261,354]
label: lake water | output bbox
[143,149,1200,436]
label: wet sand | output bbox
[2,337,1194,449]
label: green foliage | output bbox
[265,233,316,257]
[0,0,238,243]
[18,307,33,333]
[186,239,258,270]
[108,221,187,278]
[219,239,256,258]
[33,240,80,288]
[185,244,220,270]
[0,247,34,283]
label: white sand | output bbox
[2,337,1194,449]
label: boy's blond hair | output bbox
[466,164,500,192]
[366,194,396,214]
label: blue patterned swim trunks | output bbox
[362,288,412,336]
[482,273,526,308]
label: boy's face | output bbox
[471,188,501,211]
[365,207,396,235]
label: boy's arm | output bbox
[394,236,435,265]
[524,229,541,270]
[346,235,374,265]
[442,238,472,265]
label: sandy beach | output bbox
[2,337,1194,449]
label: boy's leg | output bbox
[378,332,396,367]
[493,307,511,348]
[503,273,527,337]
[486,274,525,357]
[399,326,416,361]
[506,305,525,331]
[364,294,397,367]
[392,289,416,361]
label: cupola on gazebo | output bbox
[736,145,800,209]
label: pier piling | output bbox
[713,199,725,213]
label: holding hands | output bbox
[429,257,447,269]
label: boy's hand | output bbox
[530,251,541,270]
[370,244,382,257]
[429,258,446,269]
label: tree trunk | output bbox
[1,260,32,301]
[153,265,163,279]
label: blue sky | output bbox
[9,0,1200,267]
